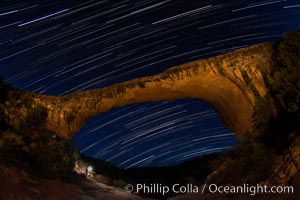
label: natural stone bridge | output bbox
[32,43,275,139]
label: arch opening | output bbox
[73,99,238,168]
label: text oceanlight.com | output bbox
[208,184,294,195]
[124,183,294,196]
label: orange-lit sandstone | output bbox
[32,43,274,139]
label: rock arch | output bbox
[33,43,274,139]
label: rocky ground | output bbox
[0,164,149,200]
[1,163,299,200]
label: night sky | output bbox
[0,0,299,168]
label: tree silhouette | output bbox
[268,31,300,113]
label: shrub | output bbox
[209,140,274,185]
[0,132,24,150]
[31,139,75,180]
[252,95,274,135]
[0,76,9,102]
[0,132,25,160]
[268,31,300,113]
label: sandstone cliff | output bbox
[32,42,275,139]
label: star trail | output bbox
[0,0,299,168]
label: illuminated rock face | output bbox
[32,43,275,139]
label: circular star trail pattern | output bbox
[0,0,299,168]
